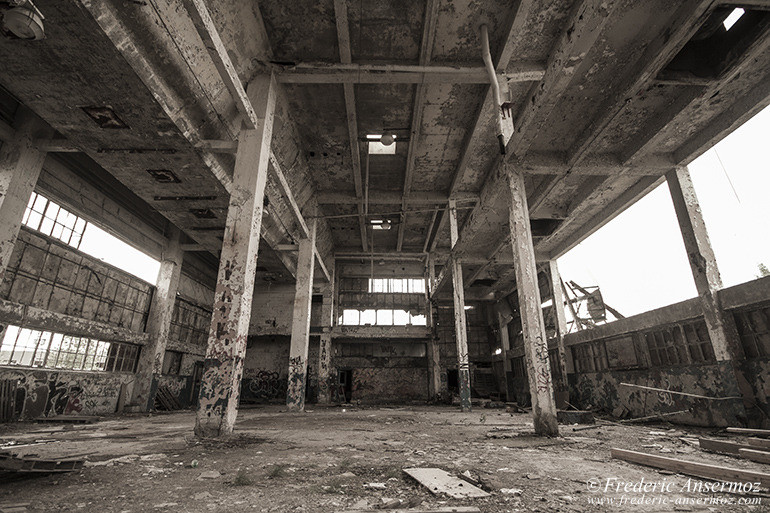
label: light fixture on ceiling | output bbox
[380,133,395,146]
[2,1,45,40]
[370,219,392,230]
[723,7,745,31]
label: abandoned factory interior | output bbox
[2,0,770,511]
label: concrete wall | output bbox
[0,367,135,418]
[240,335,320,403]
[563,276,770,427]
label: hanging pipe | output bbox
[480,24,506,155]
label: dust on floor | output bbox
[0,406,768,512]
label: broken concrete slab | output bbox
[403,468,490,499]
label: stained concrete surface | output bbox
[1,406,768,512]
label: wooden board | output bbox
[611,448,770,488]
[740,448,770,465]
[749,437,770,449]
[726,427,770,438]
[699,437,770,455]
[403,468,490,498]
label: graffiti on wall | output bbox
[2,369,129,419]
[351,367,428,403]
[241,370,286,401]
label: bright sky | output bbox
[79,224,160,285]
[558,105,770,318]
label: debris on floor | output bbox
[0,451,83,473]
[403,468,490,498]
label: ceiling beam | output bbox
[506,0,618,158]
[333,0,368,252]
[317,190,478,205]
[269,62,545,84]
[430,0,537,252]
[565,0,715,168]
[530,0,714,217]
[673,73,770,166]
[621,22,770,165]
[400,0,439,252]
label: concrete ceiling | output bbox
[1,0,769,298]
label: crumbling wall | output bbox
[0,367,135,418]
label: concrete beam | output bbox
[286,221,317,411]
[666,166,757,421]
[133,227,184,411]
[449,200,472,412]
[317,266,335,405]
[333,0,368,252]
[0,298,149,346]
[496,310,512,402]
[330,325,431,339]
[318,190,478,205]
[270,62,545,84]
[0,108,50,281]
[505,163,558,436]
[195,75,276,438]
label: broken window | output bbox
[571,340,608,373]
[23,192,86,248]
[733,305,770,358]
[0,324,138,373]
[162,350,183,375]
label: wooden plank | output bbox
[611,448,770,488]
[740,448,770,465]
[727,428,770,438]
[749,438,770,449]
[698,438,769,456]
[403,468,490,499]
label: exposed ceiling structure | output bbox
[1,0,769,299]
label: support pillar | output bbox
[505,162,559,436]
[548,260,572,408]
[426,256,441,400]
[448,200,471,412]
[195,75,276,437]
[496,311,512,402]
[317,265,334,405]
[286,221,317,411]
[0,108,49,280]
[133,227,184,410]
[666,166,755,421]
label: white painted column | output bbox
[505,162,559,436]
[548,261,572,376]
[286,221,317,411]
[425,256,441,400]
[0,108,49,280]
[195,75,276,437]
[317,265,334,404]
[133,227,184,410]
[496,310,512,402]
[448,199,472,412]
[666,166,754,415]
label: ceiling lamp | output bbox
[380,133,395,146]
[3,1,45,40]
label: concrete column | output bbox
[133,227,184,411]
[195,75,276,437]
[448,199,471,412]
[0,108,50,280]
[496,311,512,402]
[548,260,574,388]
[425,257,441,400]
[505,162,559,436]
[317,266,334,405]
[666,166,755,419]
[286,221,317,411]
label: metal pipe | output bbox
[480,24,506,155]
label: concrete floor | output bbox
[0,406,767,512]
